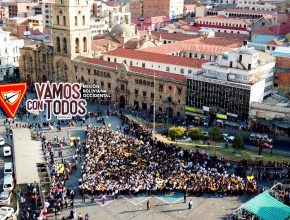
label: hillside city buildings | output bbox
[0,0,289,130]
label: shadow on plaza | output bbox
[119,209,144,214]
[160,208,188,213]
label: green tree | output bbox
[231,134,244,151]
[209,127,222,142]
[188,127,204,140]
[168,126,186,141]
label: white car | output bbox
[0,137,4,146]
[0,192,11,206]
[3,147,11,157]
[0,206,14,220]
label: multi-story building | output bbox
[42,0,55,28]
[91,1,131,31]
[130,0,184,20]
[186,45,276,120]
[103,48,206,76]
[194,16,252,35]
[7,2,38,18]
[5,17,28,36]
[236,0,277,11]
[0,30,24,81]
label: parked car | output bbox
[3,162,13,176]
[3,147,11,157]
[0,192,11,206]
[250,133,273,148]
[0,206,14,220]
[3,175,14,192]
[0,137,4,146]
[223,134,235,142]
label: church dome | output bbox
[110,23,135,38]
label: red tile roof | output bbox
[214,32,250,41]
[143,16,170,24]
[253,24,290,35]
[277,72,290,85]
[151,30,197,41]
[139,37,243,55]
[105,48,207,69]
[265,39,283,46]
[78,57,187,82]
[195,15,252,25]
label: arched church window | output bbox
[63,38,67,54]
[82,16,85,25]
[63,16,66,26]
[75,38,80,53]
[57,15,59,25]
[83,37,87,52]
[75,16,78,26]
[56,37,61,52]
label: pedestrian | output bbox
[183,192,187,203]
[78,213,83,220]
[70,200,74,208]
[188,199,193,209]
[147,200,150,210]
[82,195,85,203]
[85,213,89,220]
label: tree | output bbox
[168,126,186,141]
[209,127,222,142]
[188,127,204,140]
[231,134,245,151]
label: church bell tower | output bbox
[51,0,92,82]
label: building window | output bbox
[142,63,145,68]
[42,54,46,62]
[87,68,91,75]
[114,58,117,63]
[143,91,146,97]
[75,38,80,53]
[169,85,172,90]
[151,93,154,99]
[56,37,60,52]
[63,16,66,26]
[135,89,138,95]
[57,15,59,25]
[188,70,192,74]
[63,38,67,53]
[159,84,164,92]
[151,82,154,87]
[135,79,138,84]
[177,88,182,94]
[81,16,85,25]
[101,81,104,87]
[75,16,78,26]
[124,60,127,64]
[83,37,87,52]
[121,84,125,91]
[130,61,133,65]
[108,83,111,89]
[180,68,184,74]
[107,57,110,62]
[166,67,170,71]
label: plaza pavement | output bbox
[0,100,252,220]
[36,115,250,220]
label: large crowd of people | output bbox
[80,116,258,197]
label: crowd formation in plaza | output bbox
[80,115,258,197]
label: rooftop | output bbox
[77,57,187,82]
[253,24,290,35]
[105,48,207,69]
[151,30,197,41]
[195,16,252,25]
[265,39,284,46]
[138,37,243,55]
[225,8,275,15]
